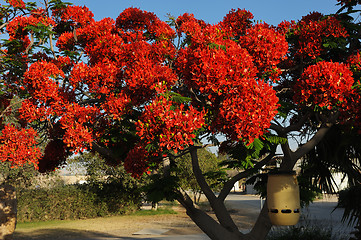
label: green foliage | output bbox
[17,183,141,222]
[130,207,177,216]
[219,134,284,170]
[142,174,180,203]
[71,152,143,212]
[16,152,144,223]
[174,148,227,203]
[49,0,73,10]
[18,185,98,222]
[69,152,140,190]
[246,171,322,207]
[302,126,361,194]
[0,162,38,189]
[267,225,334,240]
[338,185,361,226]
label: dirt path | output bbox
[14,206,258,240]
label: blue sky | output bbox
[65,0,341,25]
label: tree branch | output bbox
[189,146,217,202]
[189,146,240,234]
[0,97,26,119]
[91,142,118,162]
[49,33,57,60]
[293,125,332,162]
[269,113,310,135]
[218,152,275,202]
[0,22,8,30]
[279,140,296,170]
[25,33,34,54]
[246,200,272,240]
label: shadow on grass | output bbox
[14,228,203,240]
[14,228,154,240]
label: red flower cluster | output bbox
[212,81,279,143]
[7,11,55,38]
[102,93,131,121]
[37,139,66,173]
[70,61,118,95]
[6,10,55,50]
[60,104,100,153]
[124,144,150,178]
[0,124,41,168]
[347,51,361,72]
[176,30,256,95]
[23,60,65,107]
[116,7,175,42]
[293,61,354,109]
[13,6,286,177]
[176,16,280,143]
[239,23,288,81]
[219,8,253,37]
[136,96,205,153]
[292,13,348,59]
[7,0,25,9]
[52,5,94,27]
[119,42,177,104]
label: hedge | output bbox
[17,183,142,222]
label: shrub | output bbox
[267,225,348,240]
[17,183,141,222]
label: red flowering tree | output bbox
[2,0,361,239]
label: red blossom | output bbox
[293,61,354,109]
[337,0,361,5]
[175,15,280,143]
[119,42,177,104]
[7,0,25,9]
[291,13,348,59]
[7,13,55,39]
[176,13,208,39]
[219,8,254,37]
[14,6,288,178]
[136,96,205,153]
[102,93,131,120]
[70,60,119,95]
[211,81,279,143]
[176,35,257,95]
[347,51,361,72]
[60,104,100,153]
[23,60,65,107]
[115,7,175,42]
[0,124,41,168]
[239,22,288,81]
[124,144,150,178]
[38,139,67,173]
[53,5,94,27]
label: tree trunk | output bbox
[178,192,244,240]
[0,185,17,240]
[245,201,272,240]
[178,190,273,240]
[184,146,275,240]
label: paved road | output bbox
[225,194,355,238]
[67,194,355,240]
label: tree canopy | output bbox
[1,0,361,239]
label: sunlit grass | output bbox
[16,207,177,230]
